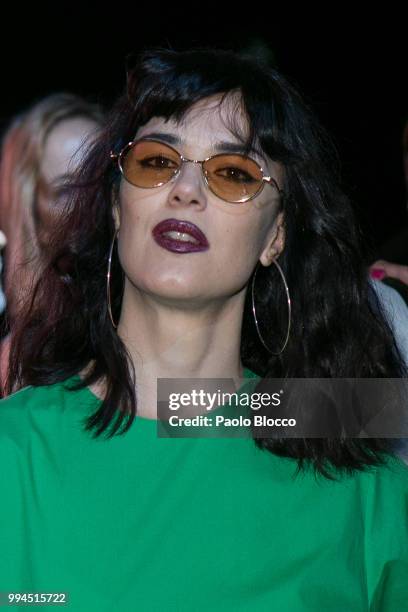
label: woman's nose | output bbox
[167,161,207,209]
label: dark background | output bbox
[1,6,407,262]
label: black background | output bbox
[1,6,407,260]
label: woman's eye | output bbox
[216,167,256,183]
[140,156,178,169]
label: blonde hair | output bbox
[0,93,103,320]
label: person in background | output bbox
[0,93,103,391]
[367,118,408,368]
[369,118,408,287]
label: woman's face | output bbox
[115,94,285,306]
[36,117,99,249]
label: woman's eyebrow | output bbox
[140,131,267,163]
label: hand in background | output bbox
[370,260,408,286]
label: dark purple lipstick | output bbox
[152,218,210,254]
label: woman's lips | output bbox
[152,218,210,253]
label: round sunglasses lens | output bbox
[204,155,263,202]
[121,140,181,188]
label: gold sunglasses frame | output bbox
[110,138,284,204]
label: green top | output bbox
[0,368,407,611]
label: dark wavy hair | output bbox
[7,47,406,479]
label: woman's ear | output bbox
[259,212,285,266]
[112,191,121,232]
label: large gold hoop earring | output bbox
[251,259,291,355]
[107,229,119,329]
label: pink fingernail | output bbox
[370,268,386,280]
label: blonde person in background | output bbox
[0,94,103,392]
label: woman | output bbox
[0,93,103,389]
[0,48,407,611]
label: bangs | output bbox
[123,47,300,165]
